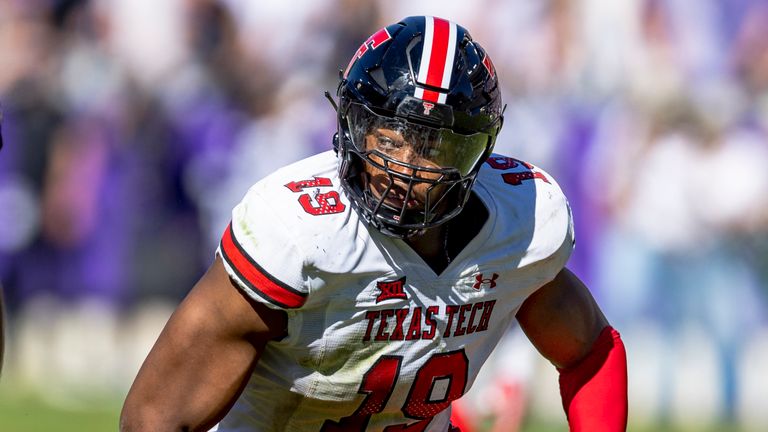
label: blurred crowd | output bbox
[1,0,767,428]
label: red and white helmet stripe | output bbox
[414,16,458,104]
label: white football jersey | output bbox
[215,150,574,432]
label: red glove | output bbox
[558,326,628,431]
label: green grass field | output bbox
[0,393,120,431]
[0,388,746,432]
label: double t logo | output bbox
[344,27,392,78]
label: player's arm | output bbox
[516,267,627,431]
[120,256,287,432]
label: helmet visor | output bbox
[346,103,491,176]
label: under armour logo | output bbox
[473,273,499,290]
[376,276,407,303]
[422,102,435,115]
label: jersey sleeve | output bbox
[543,199,575,278]
[480,154,575,291]
[524,171,575,290]
[216,186,309,310]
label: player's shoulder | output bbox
[247,151,340,201]
[477,153,569,212]
[476,154,573,266]
[238,151,350,227]
[219,151,360,310]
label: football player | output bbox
[121,16,627,431]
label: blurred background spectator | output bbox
[1,0,767,430]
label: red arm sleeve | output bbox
[558,326,628,431]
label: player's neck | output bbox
[405,192,488,274]
[405,224,450,273]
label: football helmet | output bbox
[334,16,503,238]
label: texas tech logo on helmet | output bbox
[422,102,435,115]
[344,27,392,78]
[482,53,496,79]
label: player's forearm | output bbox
[120,377,219,432]
[120,312,254,431]
[119,406,193,432]
[558,326,628,431]
[120,340,256,432]
[121,380,234,432]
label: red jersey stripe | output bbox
[219,223,306,309]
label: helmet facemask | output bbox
[339,102,494,238]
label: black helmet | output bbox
[334,16,503,238]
